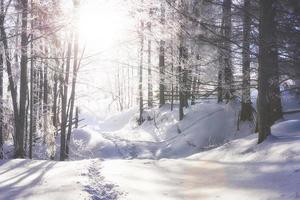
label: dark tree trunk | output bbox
[60,33,73,161]
[147,21,153,108]
[43,54,49,143]
[0,52,3,159]
[0,0,4,159]
[178,44,185,120]
[170,41,174,111]
[52,71,58,129]
[159,3,165,107]
[138,18,144,125]
[17,0,29,158]
[257,0,277,143]
[191,72,197,106]
[29,3,35,158]
[179,66,184,120]
[75,107,79,128]
[217,54,223,103]
[269,42,282,124]
[240,0,252,121]
[222,0,233,101]
[1,12,19,152]
[66,9,80,157]
[159,40,165,107]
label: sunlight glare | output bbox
[79,1,129,51]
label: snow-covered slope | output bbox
[101,119,300,200]
[1,117,299,200]
[70,101,253,160]
[1,101,300,200]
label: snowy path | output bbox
[2,102,300,199]
[0,159,120,200]
[100,119,300,200]
[101,136,300,200]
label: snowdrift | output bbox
[101,118,300,200]
[70,101,253,159]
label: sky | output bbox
[75,0,138,117]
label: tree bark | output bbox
[222,0,233,101]
[17,0,29,158]
[0,0,4,159]
[0,51,3,159]
[257,0,277,143]
[147,21,153,108]
[240,0,252,121]
[159,3,165,107]
[0,9,19,152]
[60,32,73,161]
[138,20,144,125]
[66,3,80,156]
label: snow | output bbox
[70,101,253,159]
[0,159,120,200]
[101,119,300,200]
[1,95,300,199]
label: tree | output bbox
[60,32,73,161]
[0,0,4,159]
[66,0,80,157]
[147,7,153,108]
[222,0,233,101]
[138,19,144,125]
[159,2,165,107]
[0,50,3,159]
[240,0,252,121]
[257,0,277,144]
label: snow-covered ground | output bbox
[0,159,121,200]
[100,118,300,200]
[1,94,300,200]
[69,101,253,160]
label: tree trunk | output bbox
[217,52,223,103]
[75,107,79,128]
[17,0,29,158]
[138,20,144,125]
[222,0,233,101]
[43,49,49,144]
[0,0,4,159]
[269,38,282,124]
[52,70,58,129]
[257,0,276,143]
[159,40,165,107]
[66,4,80,156]
[170,41,174,111]
[191,71,197,105]
[29,1,35,158]
[159,3,165,107]
[240,0,252,121]
[1,12,19,152]
[60,32,73,161]
[0,52,3,159]
[147,21,153,108]
[179,43,185,120]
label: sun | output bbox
[78,1,130,52]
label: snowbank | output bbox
[101,118,300,200]
[70,101,253,159]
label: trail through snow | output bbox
[99,119,300,200]
[1,96,300,200]
[0,159,120,200]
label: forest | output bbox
[0,0,299,199]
